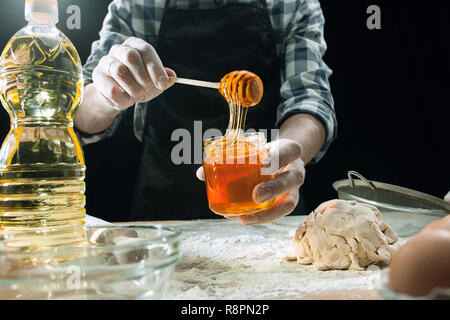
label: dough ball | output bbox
[291,199,399,271]
[389,216,450,297]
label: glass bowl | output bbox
[0,225,181,300]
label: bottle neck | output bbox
[26,16,57,28]
[25,0,59,24]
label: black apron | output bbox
[130,0,302,220]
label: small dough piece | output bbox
[291,199,399,270]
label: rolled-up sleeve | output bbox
[275,0,337,163]
[78,0,135,145]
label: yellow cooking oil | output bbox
[0,0,86,251]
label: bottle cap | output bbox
[25,0,59,23]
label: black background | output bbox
[0,299,442,318]
[0,0,448,221]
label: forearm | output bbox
[74,83,121,134]
[279,113,326,165]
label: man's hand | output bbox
[196,139,305,225]
[92,37,176,110]
[246,139,305,225]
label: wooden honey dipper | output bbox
[169,70,263,107]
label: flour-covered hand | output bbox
[241,139,305,225]
[92,37,176,110]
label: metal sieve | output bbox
[333,171,450,216]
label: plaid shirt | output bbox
[81,0,337,163]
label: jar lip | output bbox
[203,130,266,143]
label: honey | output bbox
[203,71,275,216]
[219,70,263,108]
[203,133,275,216]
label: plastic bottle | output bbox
[0,0,85,234]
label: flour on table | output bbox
[163,210,438,300]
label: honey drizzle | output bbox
[202,71,270,216]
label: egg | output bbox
[389,215,450,297]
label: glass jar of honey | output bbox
[203,131,276,216]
